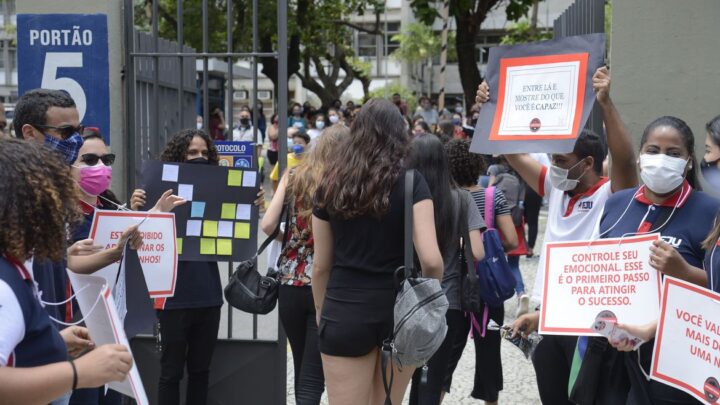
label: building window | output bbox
[356,21,400,58]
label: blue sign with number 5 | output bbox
[17,14,110,144]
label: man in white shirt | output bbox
[476,67,638,404]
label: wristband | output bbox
[69,360,78,390]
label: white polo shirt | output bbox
[530,166,613,303]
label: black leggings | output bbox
[531,334,577,405]
[524,184,543,249]
[157,306,221,405]
[279,285,325,405]
[444,304,505,402]
[408,310,466,405]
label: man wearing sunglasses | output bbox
[13,88,84,165]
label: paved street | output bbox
[285,214,547,405]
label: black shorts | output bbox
[318,287,395,357]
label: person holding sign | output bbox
[131,128,263,405]
[0,139,134,405]
[569,116,720,405]
[476,67,639,404]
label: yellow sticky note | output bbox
[234,222,250,239]
[200,238,216,255]
[176,238,183,255]
[203,220,218,237]
[217,239,233,255]
[221,203,236,220]
[228,170,242,186]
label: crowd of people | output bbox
[3,63,720,405]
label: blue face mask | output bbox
[293,144,305,155]
[44,132,84,165]
[452,118,461,126]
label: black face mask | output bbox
[240,118,250,126]
[187,157,209,164]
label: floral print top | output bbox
[277,199,314,286]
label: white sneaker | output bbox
[515,294,530,318]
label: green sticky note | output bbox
[176,238,183,255]
[203,220,218,237]
[200,238,216,255]
[217,239,233,255]
[234,222,250,239]
[221,203,236,220]
[228,170,242,186]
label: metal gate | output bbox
[553,0,605,144]
[123,1,289,404]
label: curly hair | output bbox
[0,138,82,262]
[160,128,219,165]
[315,98,409,219]
[287,125,349,229]
[445,138,486,187]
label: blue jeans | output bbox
[507,255,525,294]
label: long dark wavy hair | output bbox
[314,98,409,218]
[160,128,219,165]
[0,139,82,261]
[406,134,459,255]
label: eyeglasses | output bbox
[80,153,116,166]
[33,124,84,139]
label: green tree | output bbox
[391,23,440,63]
[135,0,384,105]
[410,0,540,111]
[500,21,552,45]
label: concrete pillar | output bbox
[17,0,127,199]
[611,0,720,161]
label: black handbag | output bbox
[224,204,288,314]
[459,192,483,313]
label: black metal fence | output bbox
[123,0,289,403]
[554,0,606,143]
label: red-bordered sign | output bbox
[489,52,589,141]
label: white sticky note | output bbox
[236,204,252,220]
[177,184,193,201]
[162,164,179,182]
[242,171,257,188]
[186,220,202,236]
[218,221,233,238]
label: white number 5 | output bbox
[41,52,87,122]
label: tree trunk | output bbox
[455,11,482,114]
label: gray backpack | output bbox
[381,170,449,404]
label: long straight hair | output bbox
[287,125,349,229]
[406,134,459,255]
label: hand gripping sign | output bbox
[652,276,720,404]
[539,233,662,336]
[470,33,605,154]
[89,210,177,298]
[67,271,149,405]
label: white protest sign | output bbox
[539,233,662,336]
[651,277,720,404]
[66,271,149,405]
[89,210,177,297]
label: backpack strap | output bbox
[484,187,496,230]
[404,170,415,279]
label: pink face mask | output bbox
[76,165,112,196]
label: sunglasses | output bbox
[33,124,84,139]
[80,153,116,166]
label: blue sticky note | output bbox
[191,201,206,218]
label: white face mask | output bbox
[316,121,325,130]
[328,115,339,124]
[548,159,588,191]
[639,153,688,194]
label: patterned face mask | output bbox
[44,132,84,165]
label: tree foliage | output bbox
[134,0,385,106]
[409,0,540,111]
[500,20,552,45]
